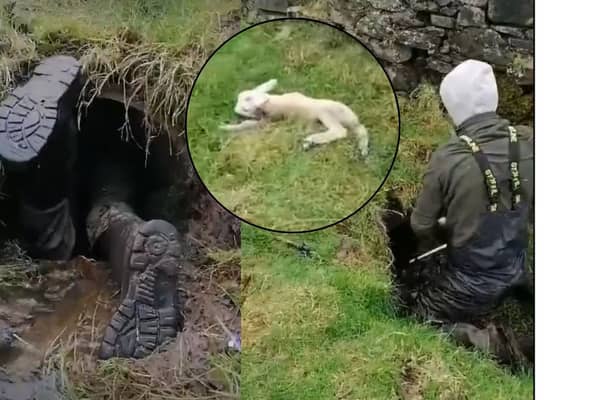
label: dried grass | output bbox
[0,3,240,148]
[0,240,37,286]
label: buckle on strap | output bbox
[509,126,518,143]
[458,135,480,153]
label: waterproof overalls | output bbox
[413,126,529,322]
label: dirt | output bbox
[48,248,241,399]
[0,184,241,399]
[184,168,241,252]
[0,371,62,400]
[0,179,242,400]
[0,235,241,399]
[398,359,424,400]
[0,256,114,400]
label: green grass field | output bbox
[1,1,534,398]
[186,19,399,231]
[5,0,237,51]
[241,85,534,399]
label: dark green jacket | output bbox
[410,112,534,248]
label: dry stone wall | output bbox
[242,0,534,95]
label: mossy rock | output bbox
[497,74,533,125]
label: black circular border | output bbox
[183,16,402,234]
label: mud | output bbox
[0,255,114,400]
[0,371,62,400]
[0,205,241,399]
[42,250,241,399]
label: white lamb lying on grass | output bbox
[219,79,370,157]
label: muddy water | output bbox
[0,256,113,399]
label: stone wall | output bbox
[242,0,305,21]
[242,0,534,95]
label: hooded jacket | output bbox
[411,60,534,248]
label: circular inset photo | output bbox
[185,17,400,233]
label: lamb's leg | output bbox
[302,113,347,150]
[219,119,263,132]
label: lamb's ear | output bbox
[253,79,277,93]
[253,92,270,108]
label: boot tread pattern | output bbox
[98,219,183,360]
[0,56,81,163]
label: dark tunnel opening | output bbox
[73,96,191,256]
[0,94,192,260]
[0,83,240,380]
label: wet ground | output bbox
[0,236,240,399]
[0,250,116,400]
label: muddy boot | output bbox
[0,55,83,260]
[443,322,532,369]
[517,335,534,364]
[86,162,183,359]
[97,214,183,359]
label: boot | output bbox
[86,160,183,359]
[0,55,83,259]
[96,210,183,359]
[443,322,532,369]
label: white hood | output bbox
[440,59,499,127]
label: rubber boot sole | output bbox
[0,55,82,165]
[98,219,184,359]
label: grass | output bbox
[0,240,37,291]
[1,0,240,138]
[186,19,399,232]
[0,1,534,398]
[241,85,534,398]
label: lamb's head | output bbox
[234,90,268,118]
[234,79,277,119]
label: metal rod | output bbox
[12,333,42,354]
[408,244,448,264]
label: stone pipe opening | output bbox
[0,80,240,396]
[0,90,190,243]
[0,91,188,350]
[72,94,190,254]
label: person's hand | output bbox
[434,217,449,244]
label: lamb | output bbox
[219,79,369,157]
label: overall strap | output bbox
[458,135,499,212]
[508,126,522,208]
